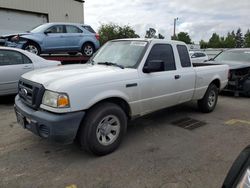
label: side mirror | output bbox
[143,60,164,73]
[44,31,51,35]
[222,145,250,188]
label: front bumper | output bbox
[14,95,85,144]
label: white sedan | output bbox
[190,51,209,63]
[0,47,61,96]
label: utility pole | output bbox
[173,17,178,38]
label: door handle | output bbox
[23,65,32,69]
[175,75,181,79]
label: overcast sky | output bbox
[84,0,250,43]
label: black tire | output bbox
[81,43,95,57]
[198,83,219,113]
[68,52,78,56]
[78,102,127,156]
[23,42,41,55]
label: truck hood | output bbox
[21,64,138,90]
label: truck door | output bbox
[175,45,196,103]
[139,43,181,114]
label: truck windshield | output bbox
[91,40,148,68]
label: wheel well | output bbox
[211,79,220,89]
[23,40,41,49]
[82,41,95,51]
[89,97,131,118]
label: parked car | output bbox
[14,39,229,155]
[210,48,250,97]
[0,47,61,96]
[2,23,100,56]
[189,51,208,63]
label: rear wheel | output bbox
[78,102,127,156]
[23,42,41,55]
[81,43,94,57]
[198,83,219,113]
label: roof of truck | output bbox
[113,38,187,45]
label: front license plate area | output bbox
[15,110,26,128]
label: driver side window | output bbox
[145,44,176,72]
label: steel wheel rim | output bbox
[96,115,121,146]
[208,90,216,107]
[25,45,38,55]
[84,46,93,56]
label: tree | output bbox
[244,29,250,47]
[175,32,192,44]
[208,33,221,48]
[224,31,236,48]
[235,28,244,48]
[199,40,208,49]
[145,28,157,38]
[98,23,139,45]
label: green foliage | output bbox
[224,32,236,48]
[98,23,139,45]
[200,28,250,48]
[175,32,192,44]
[244,29,250,47]
[208,33,221,48]
[199,40,208,49]
[235,28,244,48]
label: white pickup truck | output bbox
[14,39,229,155]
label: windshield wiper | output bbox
[97,62,124,69]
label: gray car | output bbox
[0,47,61,96]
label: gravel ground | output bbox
[0,94,250,188]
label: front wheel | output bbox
[198,83,219,113]
[79,102,127,156]
[23,42,41,55]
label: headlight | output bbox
[42,90,70,108]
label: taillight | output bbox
[95,34,100,40]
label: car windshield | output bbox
[30,24,49,33]
[91,40,148,68]
[214,50,250,63]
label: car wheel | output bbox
[79,102,127,156]
[23,42,41,55]
[198,83,219,113]
[82,43,94,57]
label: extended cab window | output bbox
[177,45,191,67]
[146,44,176,71]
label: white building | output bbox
[0,0,84,35]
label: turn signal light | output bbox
[57,95,70,108]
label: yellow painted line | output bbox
[225,119,250,126]
[66,184,77,188]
